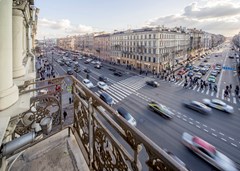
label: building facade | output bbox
[93,34,111,61]
[110,27,190,73]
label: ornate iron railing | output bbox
[10,75,188,171]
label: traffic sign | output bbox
[222,66,235,71]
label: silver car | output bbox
[202,99,234,114]
[182,132,238,171]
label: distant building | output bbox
[93,33,111,61]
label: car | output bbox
[198,63,205,68]
[83,68,91,73]
[99,92,114,106]
[59,62,64,66]
[74,67,81,73]
[215,66,221,73]
[146,80,159,87]
[97,81,109,90]
[216,63,222,67]
[84,59,92,64]
[114,71,123,76]
[117,107,137,127]
[74,61,78,65]
[163,149,190,170]
[193,67,200,72]
[109,67,116,72]
[203,66,209,71]
[183,100,212,114]
[67,68,73,75]
[203,59,208,62]
[99,76,109,82]
[182,132,238,171]
[229,56,234,59]
[65,61,72,67]
[82,79,94,89]
[205,64,211,69]
[206,56,210,59]
[199,68,207,75]
[210,70,218,76]
[148,101,174,119]
[208,75,216,83]
[202,99,234,113]
[194,72,202,79]
[188,71,194,77]
[177,70,186,75]
[94,64,102,69]
[215,54,218,57]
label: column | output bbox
[0,0,19,110]
[12,9,25,78]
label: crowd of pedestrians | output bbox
[37,57,55,80]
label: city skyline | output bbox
[36,0,240,39]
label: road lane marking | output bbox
[201,89,205,93]
[197,87,200,92]
[219,132,224,136]
[231,143,237,147]
[193,85,197,90]
[218,53,227,88]
[183,115,187,117]
[229,137,234,141]
[212,133,217,137]
[177,115,181,118]
[211,91,214,96]
[206,89,209,95]
[196,121,200,124]
[189,121,193,125]
[189,118,193,121]
[211,128,215,131]
[221,89,225,99]
[183,118,187,121]
[204,129,208,132]
[233,97,237,104]
[177,112,181,115]
[221,138,227,142]
[203,124,207,128]
[196,125,200,128]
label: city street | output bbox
[43,41,240,171]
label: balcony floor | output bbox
[9,129,89,171]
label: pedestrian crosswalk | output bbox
[94,76,153,104]
[161,79,240,104]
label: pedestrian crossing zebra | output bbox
[160,79,240,104]
[94,76,154,104]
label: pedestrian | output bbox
[69,97,72,104]
[63,110,67,121]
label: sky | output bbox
[35,0,240,40]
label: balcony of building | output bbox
[0,75,189,171]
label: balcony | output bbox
[0,75,188,171]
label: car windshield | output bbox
[100,82,106,86]
[122,113,132,120]
[85,80,90,84]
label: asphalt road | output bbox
[43,43,240,171]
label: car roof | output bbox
[192,101,206,108]
[193,136,216,154]
[212,99,226,105]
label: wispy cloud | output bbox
[146,0,240,36]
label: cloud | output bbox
[147,0,240,36]
[37,18,96,39]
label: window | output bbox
[153,49,156,54]
[149,34,151,39]
[153,57,156,63]
[140,56,143,61]
[148,57,151,62]
[144,56,146,61]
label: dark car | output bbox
[99,92,113,106]
[67,68,73,75]
[109,67,116,72]
[146,80,159,87]
[65,61,72,67]
[117,107,137,126]
[83,68,91,73]
[229,56,234,59]
[183,101,212,114]
[203,59,208,62]
[59,62,64,66]
[74,67,81,73]
[99,76,108,82]
[199,68,207,75]
[114,71,123,76]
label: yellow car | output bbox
[148,101,174,119]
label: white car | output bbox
[91,60,97,64]
[182,132,238,171]
[97,81,109,90]
[82,79,94,89]
[202,99,234,113]
[74,61,78,65]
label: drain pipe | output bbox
[1,132,36,157]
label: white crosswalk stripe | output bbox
[159,79,240,104]
[94,76,154,105]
